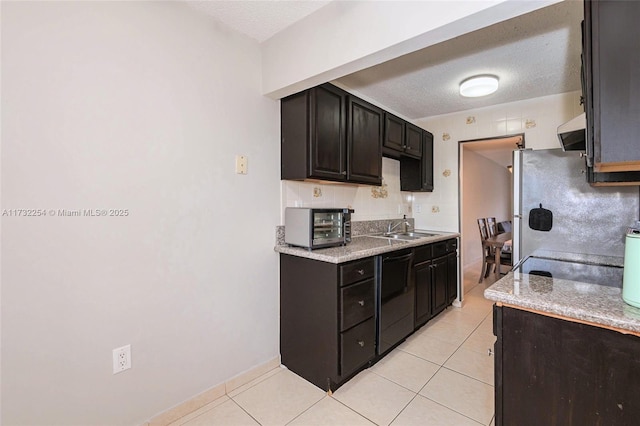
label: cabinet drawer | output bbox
[340,318,375,376]
[433,239,456,258]
[414,244,433,263]
[340,278,375,331]
[340,258,375,286]
[432,241,448,258]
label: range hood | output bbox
[557,112,586,151]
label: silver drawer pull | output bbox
[357,340,365,347]
[488,348,493,356]
[356,269,365,275]
[358,300,365,306]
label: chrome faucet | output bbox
[387,215,412,234]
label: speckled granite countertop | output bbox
[484,250,640,334]
[274,231,459,264]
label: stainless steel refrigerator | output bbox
[512,149,639,263]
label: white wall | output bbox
[412,91,583,232]
[461,149,511,267]
[281,158,412,222]
[1,2,280,424]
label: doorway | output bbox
[458,134,524,296]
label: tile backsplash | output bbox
[280,157,413,223]
[275,218,416,245]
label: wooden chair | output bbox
[478,217,512,282]
[477,218,494,282]
[487,217,498,238]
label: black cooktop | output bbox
[515,256,624,288]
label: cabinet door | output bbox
[431,256,448,315]
[400,156,422,191]
[310,84,347,180]
[414,260,433,327]
[347,97,383,185]
[447,252,457,304]
[383,113,405,154]
[589,0,640,173]
[405,123,423,159]
[498,306,640,425]
[422,131,434,191]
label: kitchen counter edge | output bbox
[274,231,460,264]
[484,269,640,335]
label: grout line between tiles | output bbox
[387,391,420,426]
[440,365,495,387]
[228,397,262,426]
[419,394,485,426]
[367,369,420,395]
[326,396,381,426]
[283,395,335,426]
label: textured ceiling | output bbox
[189,1,582,165]
[336,0,583,119]
[187,0,331,43]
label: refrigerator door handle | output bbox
[512,150,523,264]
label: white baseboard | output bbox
[145,355,281,426]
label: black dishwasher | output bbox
[377,249,414,355]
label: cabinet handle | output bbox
[357,340,365,347]
[356,269,365,275]
[341,171,347,175]
[488,348,493,356]
[358,300,365,306]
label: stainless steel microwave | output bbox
[285,208,353,250]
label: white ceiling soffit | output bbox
[187,0,331,43]
[336,0,583,120]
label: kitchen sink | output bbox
[373,231,439,241]
[391,231,438,238]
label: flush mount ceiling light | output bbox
[459,75,499,98]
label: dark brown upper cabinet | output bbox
[281,83,382,186]
[383,113,422,160]
[281,84,347,182]
[347,97,383,185]
[400,130,433,192]
[383,113,405,154]
[585,0,640,176]
[405,123,423,159]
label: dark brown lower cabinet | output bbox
[494,305,640,426]
[447,251,457,304]
[414,238,458,328]
[414,259,434,327]
[280,239,458,391]
[280,254,376,392]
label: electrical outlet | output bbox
[113,344,131,374]
[235,155,248,174]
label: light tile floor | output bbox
[170,261,500,426]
